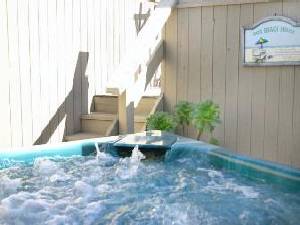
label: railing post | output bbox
[118,90,134,134]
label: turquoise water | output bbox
[0,142,299,225]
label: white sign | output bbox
[242,16,300,66]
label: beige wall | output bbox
[0,0,143,148]
[163,0,300,167]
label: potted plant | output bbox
[146,111,177,132]
[175,101,193,135]
[192,100,221,145]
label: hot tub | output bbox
[0,134,299,225]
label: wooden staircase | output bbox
[64,0,176,142]
[64,95,119,141]
[134,95,163,132]
[64,95,163,141]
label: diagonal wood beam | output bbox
[107,0,178,134]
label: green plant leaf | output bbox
[146,111,177,132]
[192,100,221,140]
[209,137,219,145]
[174,101,194,126]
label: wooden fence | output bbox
[0,0,142,148]
[163,0,300,167]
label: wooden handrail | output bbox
[107,0,178,134]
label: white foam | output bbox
[116,145,145,179]
[203,180,259,199]
[130,145,146,162]
[161,203,219,225]
[264,198,279,205]
[49,173,70,183]
[0,175,22,199]
[95,142,101,156]
[33,158,62,176]
[96,184,111,193]
[239,210,250,224]
[0,192,49,223]
[225,182,259,198]
[73,180,95,198]
[45,215,68,225]
[83,202,105,225]
[208,170,223,178]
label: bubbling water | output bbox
[116,145,146,179]
[0,145,299,225]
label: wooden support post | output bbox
[118,90,134,134]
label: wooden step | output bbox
[105,87,120,96]
[135,96,162,116]
[134,95,163,132]
[81,113,117,120]
[92,95,118,114]
[81,113,118,136]
[64,132,103,142]
[134,115,147,133]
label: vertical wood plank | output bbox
[164,9,178,113]
[100,0,108,92]
[40,0,51,143]
[0,0,12,148]
[80,0,89,115]
[200,6,214,142]
[286,3,300,168]
[187,7,201,139]
[278,68,294,165]
[48,0,59,143]
[263,69,280,162]
[80,0,88,53]
[277,3,295,164]
[72,0,81,133]
[38,0,51,142]
[293,67,300,168]
[119,0,126,61]
[29,0,42,142]
[176,8,189,103]
[124,0,133,54]
[200,7,213,102]
[64,0,74,135]
[212,5,227,145]
[237,4,253,156]
[57,0,66,141]
[224,5,240,151]
[87,0,95,110]
[94,0,101,95]
[124,0,130,53]
[18,0,33,145]
[177,8,189,103]
[161,25,167,100]
[177,8,189,136]
[283,0,300,168]
[107,0,114,82]
[113,0,120,66]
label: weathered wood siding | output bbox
[0,0,141,148]
[163,0,300,167]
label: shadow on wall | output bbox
[34,52,89,145]
[134,2,151,34]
